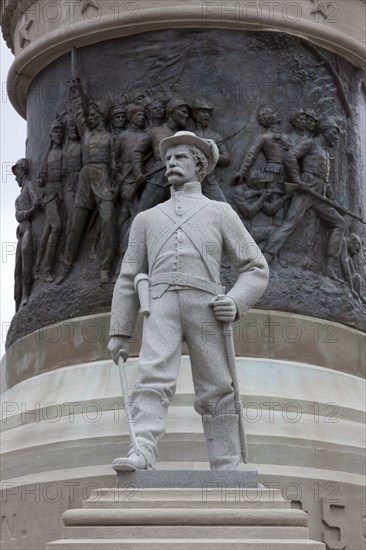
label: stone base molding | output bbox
[45,484,325,549]
[2,310,365,389]
[1,1,365,117]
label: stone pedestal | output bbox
[46,472,325,549]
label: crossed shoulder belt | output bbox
[150,272,225,296]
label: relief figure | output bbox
[129,97,191,213]
[62,112,82,236]
[56,78,117,285]
[35,117,65,282]
[234,108,291,225]
[191,99,231,202]
[263,115,346,279]
[13,158,41,309]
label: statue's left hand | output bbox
[209,295,237,323]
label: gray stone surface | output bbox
[115,470,258,489]
[46,487,325,549]
[109,137,269,470]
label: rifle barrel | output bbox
[71,47,77,78]
[285,182,366,225]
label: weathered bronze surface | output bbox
[7,29,365,347]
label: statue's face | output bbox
[67,121,78,140]
[171,106,189,128]
[14,166,23,185]
[112,111,126,129]
[13,161,28,185]
[88,108,103,129]
[192,108,211,128]
[323,126,339,147]
[348,236,361,256]
[51,127,64,145]
[306,116,317,132]
[165,144,198,187]
[292,113,306,130]
[148,101,165,120]
[132,110,146,128]
[266,110,281,126]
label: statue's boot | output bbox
[112,388,169,471]
[20,284,31,308]
[43,230,60,282]
[202,413,241,470]
[112,450,149,472]
[325,256,343,283]
[55,262,71,285]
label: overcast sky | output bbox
[1,39,27,357]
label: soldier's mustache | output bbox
[166,168,185,177]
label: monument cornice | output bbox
[1,0,365,118]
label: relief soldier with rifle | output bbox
[262,115,347,279]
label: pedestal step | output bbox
[82,488,289,509]
[46,480,325,549]
[47,539,325,549]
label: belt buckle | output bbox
[169,273,186,285]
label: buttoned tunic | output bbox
[112,182,267,394]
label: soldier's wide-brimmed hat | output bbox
[12,158,28,175]
[304,108,318,121]
[166,97,190,114]
[159,131,220,175]
[318,115,340,131]
[191,99,214,111]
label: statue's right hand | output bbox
[108,336,130,365]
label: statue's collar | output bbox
[170,182,202,196]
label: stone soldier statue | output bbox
[129,97,190,212]
[145,99,166,127]
[13,158,41,309]
[109,102,127,136]
[304,108,318,138]
[35,116,65,282]
[56,78,118,285]
[234,108,291,225]
[229,183,288,246]
[108,131,269,471]
[191,99,231,202]
[235,108,291,186]
[341,232,365,302]
[262,115,346,279]
[115,103,147,255]
[62,112,82,236]
[288,107,307,146]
